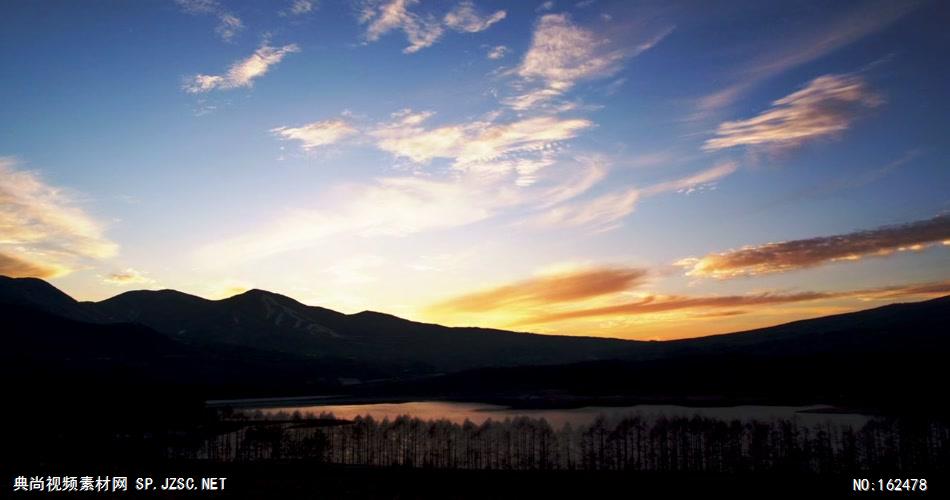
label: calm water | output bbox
[255,401,870,428]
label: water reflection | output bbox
[257,401,869,427]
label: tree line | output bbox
[194,411,949,474]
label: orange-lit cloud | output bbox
[0,252,64,279]
[183,42,299,93]
[703,73,882,151]
[428,266,649,314]
[512,280,950,327]
[103,268,155,285]
[0,158,117,278]
[678,214,950,278]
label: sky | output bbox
[1,0,949,340]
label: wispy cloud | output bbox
[175,0,245,42]
[360,0,443,54]
[444,1,506,33]
[429,265,649,314]
[195,175,518,267]
[0,252,64,279]
[512,280,950,326]
[324,254,385,285]
[677,214,950,279]
[103,268,155,285]
[486,45,508,60]
[691,0,917,119]
[283,0,315,16]
[0,158,117,278]
[183,42,299,93]
[516,13,625,90]
[640,161,737,196]
[360,0,506,54]
[506,13,671,111]
[195,154,615,268]
[524,162,736,232]
[271,119,358,151]
[526,188,640,233]
[371,109,592,184]
[703,73,882,151]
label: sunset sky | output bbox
[2,0,948,340]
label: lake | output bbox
[250,400,871,428]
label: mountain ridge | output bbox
[2,275,948,376]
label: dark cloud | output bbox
[678,214,950,278]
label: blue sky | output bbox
[2,0,948,339]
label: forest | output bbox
[192,411,950,475]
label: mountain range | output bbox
[2,275,948,410]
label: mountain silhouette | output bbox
[83,284,654,372]
[0,275,104,323]
[1,275,948,410]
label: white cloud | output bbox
[360,0,444,54]
[487,45,508,60]
[507,13,671,111]
[324,255,385,284]
[175,0,245,42]
[184,43,300,93]
[287,0,315,16]
[517,14,624,90]
[703,73,883,151]
[360,0,506,54]
[271,119,358,151]
[536,1,555,12]
[0,157,117,278]
[195,175,519,267]
[523,162,737,232]
[641,161,738,195]
[195,155,616,268]
[527,187,640,232]
[371,110,592,184]
[214,14,244,42]
[444,1,506,33]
